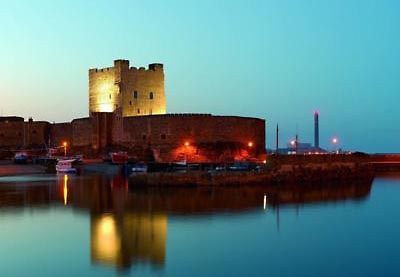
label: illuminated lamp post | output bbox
[248,141,253,148]
[331,137,338,153]
[63,141,67,157]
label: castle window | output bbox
[133,91,138,99]
[32,130,37,134]
[149,92,154,100]
[137,109,140,114]
[161,134,166,140]
[129,100,132,106]
[142,134,147,140]
[109,94,111,99]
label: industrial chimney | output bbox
[314,111,319,148]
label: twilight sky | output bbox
[0,0,399,153]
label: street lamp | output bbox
[331,137,338,153]
[63,141,67,157]
[184,141,190,147]
[248,141,253,148]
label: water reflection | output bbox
[91,213,167,269]
[63,174,68,206]
[0,174,373,271]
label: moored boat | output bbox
[13,152,29,164]
[56,159,77,173]
[131,162,148,173]
[111,151,129,164]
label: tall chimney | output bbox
[314,111,319,148]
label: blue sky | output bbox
[0,0,399,152]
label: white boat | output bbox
[131,162,148,173]
[56,159,77,173]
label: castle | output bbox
[89,60,166,116]
[0,60,266,162]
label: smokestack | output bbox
[276,124,279,154]
[314,111,319,148]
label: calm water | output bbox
[0,173,399,277]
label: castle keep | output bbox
[89,60,166,117]
[0,59,266,162]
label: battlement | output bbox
[89,60,163,74]
[0,116,24,122]
[123,113,212,119]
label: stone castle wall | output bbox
[114,114,265,162]
[0,114,266,162]
[50,123,72,148]
[0,117,49,149]
[89,60,166,117]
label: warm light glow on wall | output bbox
[99,83,112,94]
[91,79,117,112]
[98,103,114,112]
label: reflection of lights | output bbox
[248,142,253,147]
[100,216,116,235]
[63,174,68,206]
[263,194,267,210]
[93,215,120,263]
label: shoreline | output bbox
[0,156,394,186]
[128,164,374,187]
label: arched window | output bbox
[149,92,154,100]
[137,109,140,114]
[133,91,138,99]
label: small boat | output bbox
[111,151,129,164]
[131,162,148,173]
[56,159,77,173]
[14,152,29,164]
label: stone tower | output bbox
[89,59,166,117]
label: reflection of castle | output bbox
[0,175,374,270]
[91,213,167,269]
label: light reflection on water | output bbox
[0,173,399,276]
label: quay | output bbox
[1,154,400,187]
